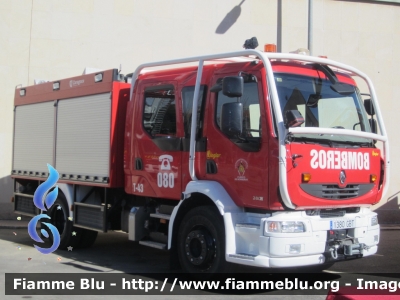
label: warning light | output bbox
[264,44,277,52]
[302,173,311,183]
[53,81,60,90]
[318,55,328,59]
[370,174,377,183]
[94,73,103,83]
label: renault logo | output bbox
[339,170,346,184]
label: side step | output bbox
[129,206,171,245]
[228,253,256,261]
[139,240,167,250]
[236,223,260,230]
[150,213,171,220]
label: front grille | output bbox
[306,207,360,218]
[301,183,374,200]
[322,185,359,199]
[320,209,346,218]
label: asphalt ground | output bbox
[1,221,400,299]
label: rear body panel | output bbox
[12,70,129,188]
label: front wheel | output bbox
[177,206,229,275]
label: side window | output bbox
[181,86,205,138]
[216,81,261,139]
[143,85,176,136]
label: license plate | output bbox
[330,219,355,230]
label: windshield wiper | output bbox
[286,135,333,146]
[312,64,355,95]
[335,140,372,148]
[286,134,372,148]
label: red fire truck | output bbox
[12,45,389,274]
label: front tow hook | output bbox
[329,244,339,259]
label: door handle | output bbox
[206,160,218,174]
[135,158,143,170]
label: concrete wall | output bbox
[0,0,399,221]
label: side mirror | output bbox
[369,118,377,134]
[222,76,243,98]
[285,110,304,128]
[221,102,243,137]
[364,99,375,116]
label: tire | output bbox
[76,229,98,248]
[177,206,229,276]
[45,195,83,250]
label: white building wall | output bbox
[0,0,399,220]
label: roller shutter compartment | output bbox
[13,101,54,177]
[56,93,111,183]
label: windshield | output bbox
[274,72,373,145]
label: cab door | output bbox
[203,70,269,209]
[129,81,182,200]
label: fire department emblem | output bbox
[235,159,248,181]
[339,170,346,185]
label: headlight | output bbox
[266,221,306,233]
[371,215,378,226]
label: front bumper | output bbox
[228,245,377,268]
[225,209,380,268]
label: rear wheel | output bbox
[76,229,98,248]
[45,195,82,250]
[177,206,229,275]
